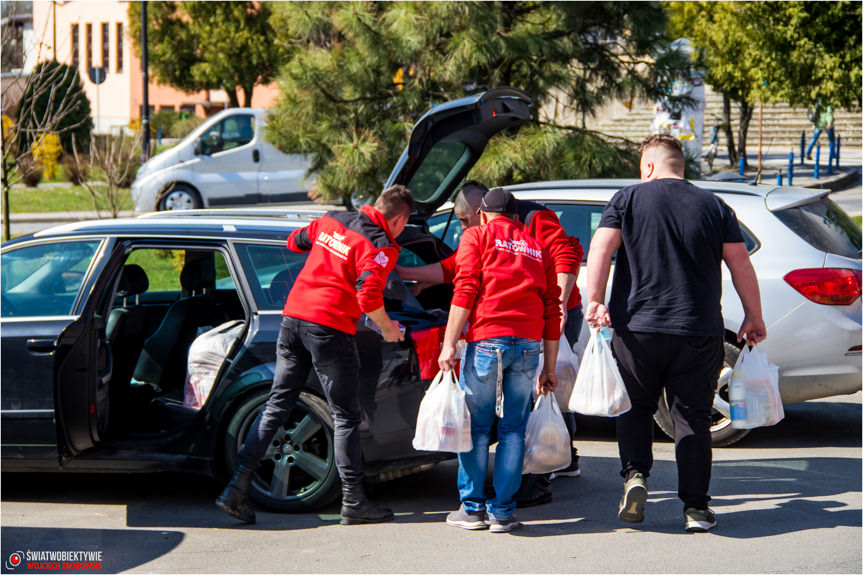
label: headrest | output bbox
[180,257,216,291]
[117,264,149,298]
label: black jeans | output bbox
[611,330,723,510]
[237,316,364,485]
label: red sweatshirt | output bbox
[452,216,562,343]
[282,205,399,334]
[441,202,583,309]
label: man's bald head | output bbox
[639,134,685,182]
[453,180,489,229]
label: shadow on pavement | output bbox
[0,526,183,573]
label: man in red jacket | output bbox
[216,185,413,526]
[397,181,584,505]
[438,187,561,533]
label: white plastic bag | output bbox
[523,393,571,474]
[729,344,784,429]
[183,320,245,410]
[553,337,579,412]
[412,369,472,452]
[568,327,631,417]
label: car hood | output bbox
[384,86,533,218]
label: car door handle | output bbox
[252,149,260,163]
[27,338,56,355]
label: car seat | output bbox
[267,268,294,307]
[106,264,150,391]
[131,255,216,393]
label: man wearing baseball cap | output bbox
[438,187,562,533]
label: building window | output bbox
[71,24,79,68]
[116,23,123,73]
[101,23,109,69]
[86,23,92,70]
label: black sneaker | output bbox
[446,505,489,530]
[489,516,520,533]
[684,508,717,532]
[618,473,648,523]
[551,449,581,478]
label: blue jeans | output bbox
[457,337,540,520]
[806,127,835,157]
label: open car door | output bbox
[53,243,126,463]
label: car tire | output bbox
[653,340,751,447]
[157,184,202,211]
[223,389,340,512]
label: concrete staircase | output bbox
[582,86,861,156]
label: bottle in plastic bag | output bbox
[412,369,472,453]
[729,344,784,429]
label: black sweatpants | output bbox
[611,330,724,510]
[237,316,364,486]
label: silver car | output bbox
[425,180,862,446]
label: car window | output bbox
[234,243,308,310]
[408,142,471,203]
[199,114,255,155]
[773,197,861,259]
[428,210,463,251]
[544,203,606,258]
[1,240,101,317]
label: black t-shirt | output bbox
[599,178,745,336]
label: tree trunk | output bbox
[737,100,754,169]
[242,85,253,108]
[227,87,240,108]
[721,93,737,165]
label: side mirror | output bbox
[194,139,203,156]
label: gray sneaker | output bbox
[684,507,717,532]
[446,505,489,530]
[489,516,520,533]
[618,473,648,523]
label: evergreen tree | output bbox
[128,1,281,107]
[16,60,93,153]
[268,1,686,203]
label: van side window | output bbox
[199,115,255,155]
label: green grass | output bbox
[853,215,861,226]
[9,183,132,214]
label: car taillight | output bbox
[783,268,862,305]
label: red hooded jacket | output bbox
[282,205,399,334]
[452,216,562,343]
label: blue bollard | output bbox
[777,171,783,186]
[788,151,794,185]
[739,157,745,176]
[814,144,820,179]
[836,135,841,168]
[827,137,835,175]
[157,125,162,146]
[800,131,806,164]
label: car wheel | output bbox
[223,390,340,512]
[157,184,202,211]
[653,340,751,447]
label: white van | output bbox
[131,108,313,212]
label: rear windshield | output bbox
[773,198,861,259]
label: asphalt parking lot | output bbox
[2,391,860,574]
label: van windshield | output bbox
[773,198,861,259]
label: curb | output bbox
[801,168,861,192]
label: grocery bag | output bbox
[729,344,784,429]
[568,327,631,417]
[554,337,579,412]
[523,393,571,474]
[184,320,245,410]
[412,369,472,452]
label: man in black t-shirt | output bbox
[585,134,766,533]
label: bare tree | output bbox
[72,131,142,219]
[1,5,92,240]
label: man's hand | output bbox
[381,320,405,343]
[438,342,458,372]
[737,315,767,344]
[537,371,558,395]
[585,301,612,328]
